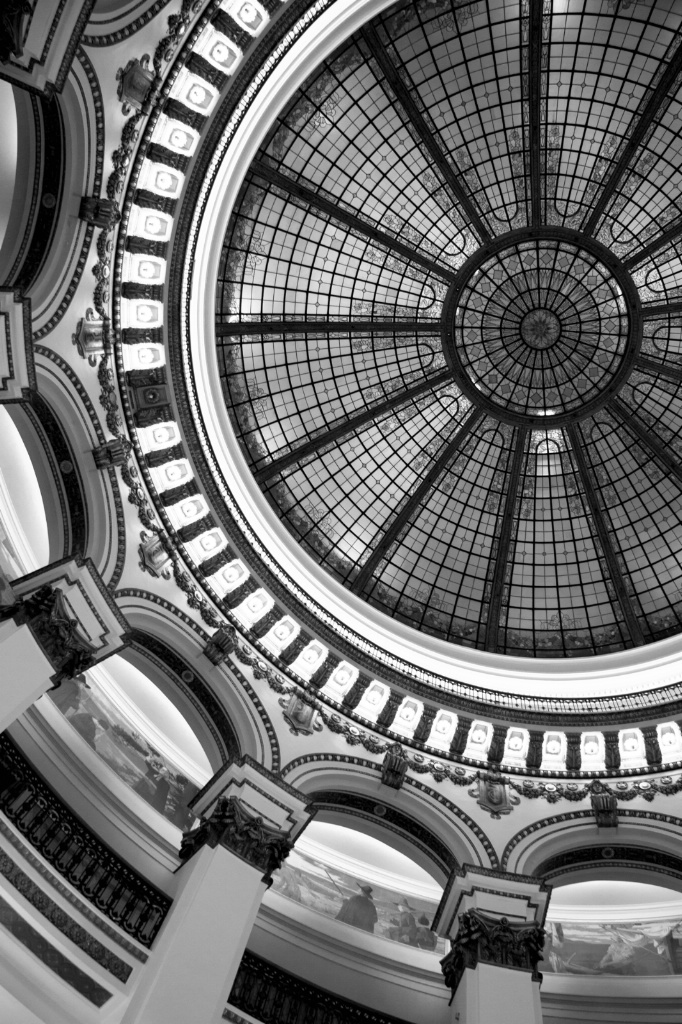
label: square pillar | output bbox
[121,757,312,1024]
[434,866,550,1024]
[0,556,129,728]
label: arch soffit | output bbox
[116,592,278,769]
[282,756,495,873]
[4,401,67,567]
[30,54,103,332]
[123,635,235,774]
[32,350,122,579]
[503,810,682,894]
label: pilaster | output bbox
[120,758,312,1024]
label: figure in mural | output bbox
[388,898,418,945]
[544,919,678,976]
[415,914,438,950]
[335,883,378,933]
[50,673,90,716]
[69,711,111,749]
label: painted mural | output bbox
[270,845,445,954]
[544,919,682,976]
[48,674,202,829]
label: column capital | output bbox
[434,865,550,939]
[435,866,549,1009]
[441,908,545,996]
[1,556,129,682]
[181,756,312,880]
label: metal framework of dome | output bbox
[214,0,682,659]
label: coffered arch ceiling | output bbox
[212,0,682,660]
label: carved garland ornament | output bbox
[179,796,294,881]
[441,909,545,998]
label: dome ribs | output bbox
[525,0,547,228]
[215,320,439,336]
[609,395,682,491]
[249,159,456,284]
[566,423,644,647]
[359,23,490,244]
[350,407,485,597]
[582,36,682,238]
[642,299,682,320]
[635,354,682,387]
[483,427,528,653]
[253,368,452,484]
[623,215,682,271]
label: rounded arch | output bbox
[125,631,239,773]
[282,753,496,876]
[503,810,682,895]
[1,401,65,569]
[29,55,104,334]
[117,591,278,770]
[33,349,123,581]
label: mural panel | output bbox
[271,845,445,954]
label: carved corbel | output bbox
[203,625,236,665]
[381,742,408,790]
[589,780,618,828]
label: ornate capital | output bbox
[7,585,96,683]
[441,909,545,996]
[381,742,408,790]
[179,796,294,881]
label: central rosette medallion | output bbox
[442,229,640,426]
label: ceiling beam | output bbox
[583,40,682,237]
[635,354,682,385]
[254,368,453,483]
[567,424,645,645]
[250,160,456,284]
[350,407,485,595]
[215,320,441,337]
[360,24,490,243]
[641,300,682,319]
[623,216,682,270]
[483,427,527,653]
[609,395,682,490]
[528,0,545,228]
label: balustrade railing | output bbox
[228,950,412,1024]
[0,735,171,946]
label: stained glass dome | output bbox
[214,0,682,659]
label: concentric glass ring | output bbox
[442,231,642,426]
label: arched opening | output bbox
[268,817,445,956]
[545,879,682,978]
[0,406,51,582]
[0,82,18,254]
[47,653,214,830]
